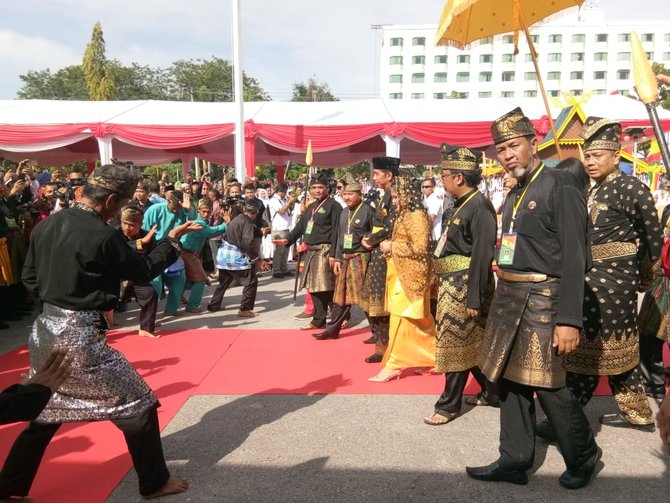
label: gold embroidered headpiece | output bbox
[87,167,138,199]
[121,207,143,222]
[490,107,536,144]
[580,116,621,152]
[342,174,362,192]
[440,143,481,171]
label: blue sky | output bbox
[0,0,666,101]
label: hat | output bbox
[87,164,139,199]
[490,107,536,144]
[372,156,400,176]
[440,144,482,171]
[121,207,143,222]
[342,174,362,192]
[581,117,622,152]
[308,171,329,187]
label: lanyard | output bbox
[448,189,478,227]
[509,164,545,232]
[310,197,328,221]
[346,202,363,233]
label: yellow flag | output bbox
[305,139,313,166]
[631,31,659,105]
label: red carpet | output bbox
[0,327,667,502]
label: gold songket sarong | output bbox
[333,252,370,306]
[300,243,335,293]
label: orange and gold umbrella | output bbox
[435,0,585,158]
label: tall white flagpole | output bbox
[232,0,246,182]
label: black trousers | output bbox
[639,335,667,399]
[0,404,169,498]
[498,379,597,473]
[321,303,351,337]
[434,366,498,415]
[134,283,158,332]
[370,316,390,356]
[208,268,258,312]
[310,290,334,328]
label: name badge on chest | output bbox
[433,233,447,258]
[498,232,517,266]
[305,220,314,235]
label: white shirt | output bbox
[268,194,292,231]
[423,192,443,241]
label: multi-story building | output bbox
[378,4,670,101]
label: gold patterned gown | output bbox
[382,210,436,370]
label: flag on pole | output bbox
[305,139,313,166]
[631,31,659,105]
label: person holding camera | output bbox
[268,183,297,278]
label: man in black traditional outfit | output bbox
[0,164,199,501]
[423,144,498,426]
[466,108,600,489]
[360,157,399,362]
[283,172,342,330]
[564,118,662,431]
[313,178,375,340]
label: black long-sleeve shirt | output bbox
[287,196,342,255]
[22,207,181,311]
[334,202,376,260]
[224,213,258,260]
[0,383,52,425]
[440,189,496,309]
[365,188,395,247]
[499,164,588,327]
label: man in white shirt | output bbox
[268,183,297,278]
[421,177,443,241]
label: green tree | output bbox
[291,77,337,102]
[17,66,88,100]
[82,22,116,100]
[652,62,670,110]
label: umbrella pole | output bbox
[521,21,563,161]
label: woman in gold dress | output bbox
[369,176,436,382]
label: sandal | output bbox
[423,411,458,426]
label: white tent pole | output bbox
[232,0,246,182]
[96,137,112,165]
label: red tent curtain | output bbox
[0,124,94,143]
[100,124,235,148]
[253,122,386,151]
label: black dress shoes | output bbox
[465,461,528,485]
[362,335,377,344]
[312,331,338,340]
[599,413,655,432]
[559,447,602,489]
[536,419,558,441]
[365,353,383,363]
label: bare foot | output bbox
[139,330,160,338]
[142,476,188,500]
[423,412,451,426]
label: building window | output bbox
[646,52,653,60]
[549,90,560,97]
[411,73,425,84]
[594,52,608,62]
[411,93,425,99]
[434,72,448,83]
[524,90,538,97]
[480,54,493,63]
[412,37,426,46]
[571,90,583,96]
[642,33,654,42]
[570,71,583,80]
[548,34,562,43]
[525,54,533,62]
[389,56,403,65]
[434,93,447,99]
[479,71,492,82]
[548,71,561,80]
[412,55,425,65]
[456,72,470,82]
[665,34,670,43]
[664,52,670,61]
[530,35,539,43]
[502,71,515,82]
[594,70,607,80]
[571,53,584,62]
[617,52,631,61]
[502,35,514,44]
[618,33,630,42]
[617,69,630,79]
[456,54,471,64]
[572,34,585,43]
[478,91,492,98]
[524,72,537,81]
[502,53,515,63]
[547,53,562,62]
[434,55,447,64]
[390,37,403,47]
[457,92,469,98]
[389,93,403,99]
[389,74,403,84]
[480,36,494,45]
[501,91,515,97]
[593,89,606,95]
[595,34,608,42]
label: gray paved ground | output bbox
[1,270,668,501]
